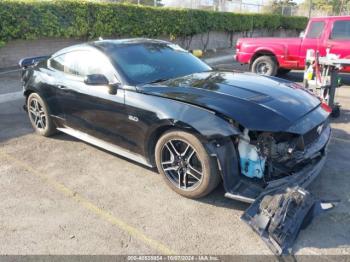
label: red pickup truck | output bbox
[235,16,350,76]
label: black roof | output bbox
[53,38,171,57]
[92,38,170,47]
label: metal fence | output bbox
[101,0,350,17]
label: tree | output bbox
[263,0,298,15]
[300,0,350,16]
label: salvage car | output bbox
[20,39,332,255]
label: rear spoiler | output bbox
[18,55,50,68]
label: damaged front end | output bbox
[241,185,335,255]
[241,120,331,184]
[213,114,332,255]
[223,118,331,202]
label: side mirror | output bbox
[299,31,305,38]
[84,74,119,95]
[84,74,109,86]
[108,83,119,95]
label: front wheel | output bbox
[155,130,220,199]
[251,55,277,76]
[27,93,56,137]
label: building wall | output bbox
[0,29,299,69]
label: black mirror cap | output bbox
[84,74,109,85]
[108,84,119,95]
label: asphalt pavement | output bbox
[0,57,349,257]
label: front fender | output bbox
[125,91,242,164]
[142,98,241,142]
[204,136,240,192]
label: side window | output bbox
[65,51,89,76]
[50,51,116,81]
[306,21,325,38]
[331,20,350,39]
[49,52,82,75]
[50,55,64,72]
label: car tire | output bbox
[277,68,291,75]
[27,93,56,137]
[251,55,277,76]
[155,130,220,199]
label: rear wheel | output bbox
[155,130,220,199]
[27,93,56,137]
[251,55,277,76]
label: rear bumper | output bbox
[234,52,251,64]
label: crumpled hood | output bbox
[138,71,321,132]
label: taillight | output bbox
[236,41,241,52]
[321,102,332,113]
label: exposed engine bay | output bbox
[237,120,330,182]
[231,120,334,256]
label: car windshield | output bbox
[104,42,212,85]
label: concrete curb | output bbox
[203,54,234,64]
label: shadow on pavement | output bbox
[0,99,33,143]
[331,108,350,126]
[292,126,350,254]
[197,184,249,212]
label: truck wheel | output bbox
[251,56,277,76]
[277,68,291,75]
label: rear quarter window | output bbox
[49,56,64,72]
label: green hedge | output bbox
[0,0,308,44]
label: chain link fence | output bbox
[100,0,350,17]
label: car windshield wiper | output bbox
[147,78,168,84]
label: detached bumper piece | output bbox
[241,185,335,256]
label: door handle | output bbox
[57,85,67,89]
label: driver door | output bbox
[299,20,327,68]
[50,50,129,148]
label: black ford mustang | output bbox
[20,39,332,254]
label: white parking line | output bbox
[0,91,23,104]
[0,68,20,75]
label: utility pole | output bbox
[339,0,344,15]
[154,0,156,6]
[308,0,312,18]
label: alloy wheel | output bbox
[160,139,203,190]
[28,98,46,130]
